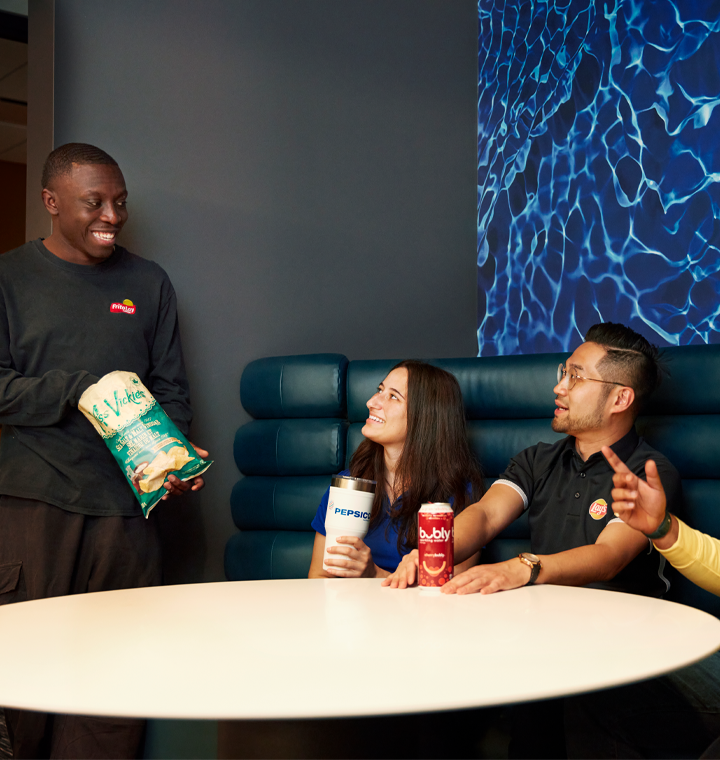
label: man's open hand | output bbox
[440,558,532,595]
[161,443,209,500]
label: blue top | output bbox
[311,470,405,572]
[311,470,471,573]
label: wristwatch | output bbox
[518,552,542,586]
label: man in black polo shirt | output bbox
[383,322,680,758]
[384,322,680,596]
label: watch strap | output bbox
[518,553,542,586]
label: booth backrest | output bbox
[225,347,720,615]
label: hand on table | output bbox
[440,557,532,595]
[324,536,381,577]
[161,443,209,500]
[601,445,666,535]
[381,550,419,588]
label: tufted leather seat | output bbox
[225,346,720,615]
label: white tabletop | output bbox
[0,579,718,720]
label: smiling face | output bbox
[551,342,615,435]
[42,163,128,265]
[361,367,409,450]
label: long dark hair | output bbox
[349,360,485,554]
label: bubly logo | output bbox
[110,299,136,315]
[333,507,370,519]
[420,526,451,541]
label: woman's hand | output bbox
[325,536,387,578]
[381,549,419,588]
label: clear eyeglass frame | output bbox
[557,364,625,391]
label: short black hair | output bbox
[585,322,662,413]
[42,143,119,189]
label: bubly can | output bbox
[323,475,376,571]
[418,503,454,589]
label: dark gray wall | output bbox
[53,0,478,584]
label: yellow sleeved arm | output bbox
[656,518,720,597]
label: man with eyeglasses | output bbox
[384,322,680,597]
[384,322,681,758]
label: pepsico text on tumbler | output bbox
[323,475,376,571]
[418,503,454,588]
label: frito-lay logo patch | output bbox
[110,299,136,315]
[589,498,608,520]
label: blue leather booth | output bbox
[225,347,720,615]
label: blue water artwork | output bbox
[477,0,720,355]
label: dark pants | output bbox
[565,650,720,759]
[0,495,162,759]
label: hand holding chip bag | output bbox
[79,371,213,517]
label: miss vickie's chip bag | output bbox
[79,371,212,517]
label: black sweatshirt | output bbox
[0,239,193,516]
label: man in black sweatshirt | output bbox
[0,143,207,759]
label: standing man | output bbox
[0,143,207,759]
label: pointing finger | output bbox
[602,446,632,476]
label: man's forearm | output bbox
[0,368,98,427]
[535,541,641,587]
[454,485,525,563]
[454,507,488,563]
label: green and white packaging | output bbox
[79,371,212,517]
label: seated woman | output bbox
[308,360,484,579]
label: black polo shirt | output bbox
[497,427,682,597]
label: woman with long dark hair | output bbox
[308,360,485,578]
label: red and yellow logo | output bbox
[589,498,608,520]
[110,299,136,315]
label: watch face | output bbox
[521,552,539,563]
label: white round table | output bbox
[0,579,718,720]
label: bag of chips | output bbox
[79,371,212,517]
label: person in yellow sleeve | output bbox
[565,446,720,758]
[602,445,720,594]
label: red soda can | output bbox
[418,503,454,589]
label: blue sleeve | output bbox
[310,469,351,534]
[311,488,330,534]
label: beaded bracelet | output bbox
[645,512,673,540]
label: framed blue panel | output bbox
[478,1,720,354]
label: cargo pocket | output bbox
[0,561,24,605]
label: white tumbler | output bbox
[323,475,376,571]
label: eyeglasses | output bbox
[557,364,626,392]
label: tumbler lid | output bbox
[331,475,376,493]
